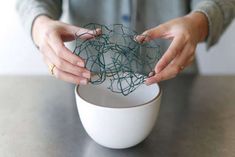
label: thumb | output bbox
[136,25,167,43]
[63,24,102,41]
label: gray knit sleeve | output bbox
[191,0,235,49]
[16,0,63,39]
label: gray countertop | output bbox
[0,75,235,157]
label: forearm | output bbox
[16,0,63,40]
[191,0,235,48]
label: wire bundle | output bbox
[73,23,162,96]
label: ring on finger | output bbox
[48,64,56,75]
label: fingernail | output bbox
[148,71,155,77]
[82,72,91,79]
[80,79,88,85]
[135,35,144,43]
[77,62,84,67]
[95,28,102,35]
[145,81,151,86]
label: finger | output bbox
[76,28,102,39]
[184,55,195,67]
[177,53,195,69]
[170,44,195,67]
[57,24,101,42]
[65,24,102,40]
[44,56,88,85]
[155,36,186,73]
[41,43,91,79]
[47,31,85,67]
[145,44,193,85]
[134,35,144,43]
[136,24,168,43]
[145,65,177,85]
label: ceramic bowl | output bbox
[75,80,162,149]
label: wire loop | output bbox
[73,23,163,96]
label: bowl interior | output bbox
[77,79,160,108]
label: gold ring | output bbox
[49,64,56,75]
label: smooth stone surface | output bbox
[0,75,235,157]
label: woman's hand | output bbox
[136,12,208,85]
[32,15,101,85]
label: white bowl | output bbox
[75,80,162,149]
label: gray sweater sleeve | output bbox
[191,0,235,48]
[16,0,63,39]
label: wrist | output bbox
[186,12,209,42]
[32,15,53,46]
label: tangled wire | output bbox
[73,23,163,96]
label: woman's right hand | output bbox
[32,15,101,85]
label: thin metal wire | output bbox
[73,23,163,96]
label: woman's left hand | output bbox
[136,12,208,85]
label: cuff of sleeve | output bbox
[192,1,223,49]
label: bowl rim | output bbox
[75,83,162,109]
